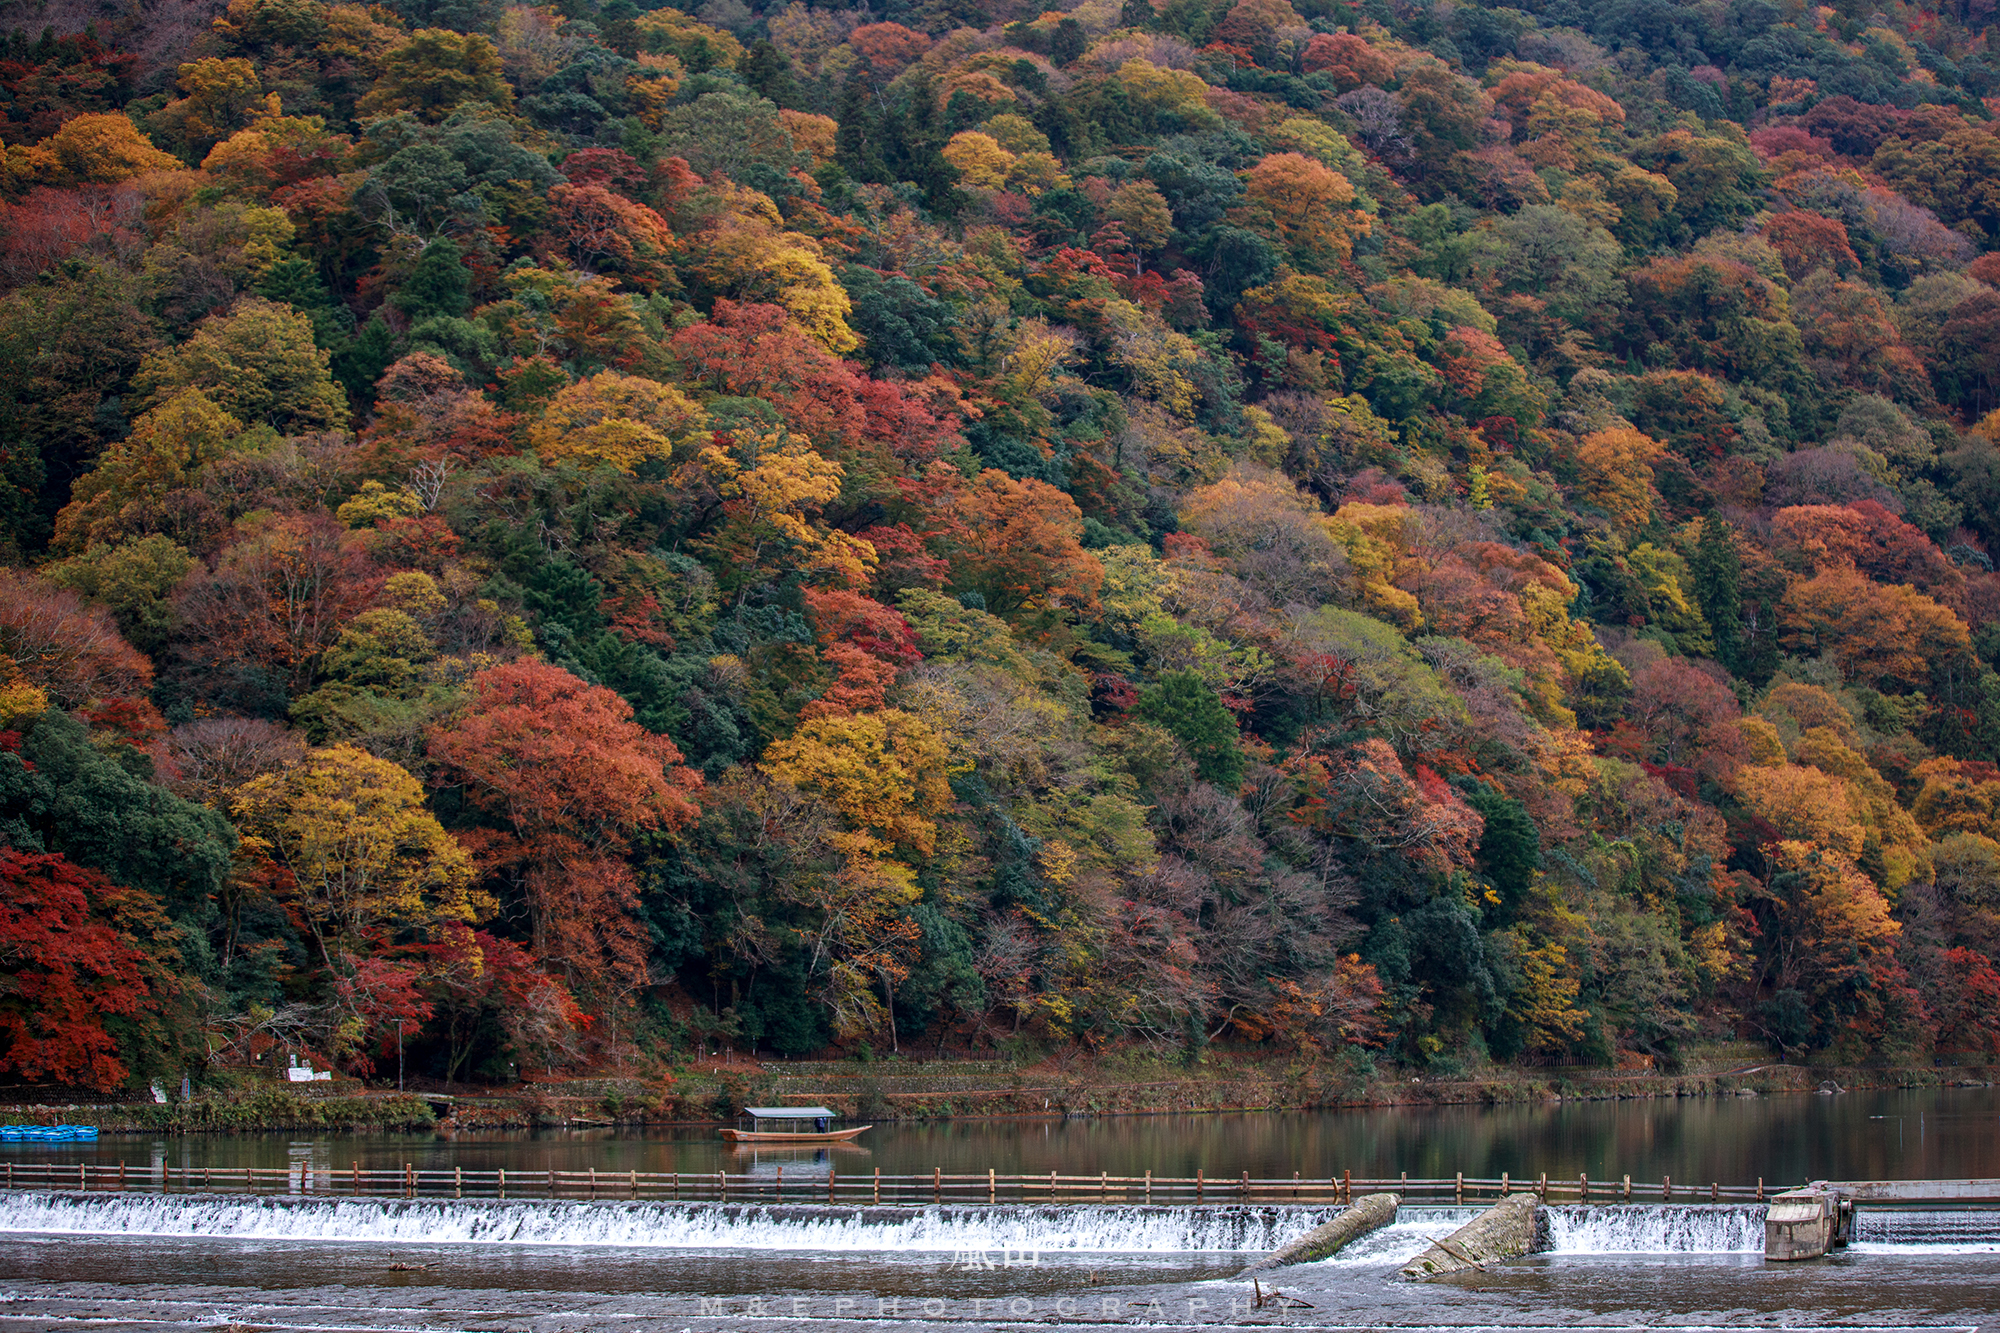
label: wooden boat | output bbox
[718,1106,872,1144]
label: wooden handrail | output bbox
[0,1160,1800,1205]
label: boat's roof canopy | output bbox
[744,1106,834,1118]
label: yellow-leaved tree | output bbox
[698,429,874,589]
[2,113,179,189]
[1572,426,1665,532]
[529,370,706,472]
[682,183,859,353]
[233,744,485,959]
[759,709,954,1038]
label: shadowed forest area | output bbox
[6,0,2000,1097]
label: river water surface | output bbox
[15,1084,2000,1184]
[1,1087,1996,1331]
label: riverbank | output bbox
[3,1046,1992,1134]
[0,1091,438,1135]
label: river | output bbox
[11,1084,1998,1185]
[2,1087,1996,1330]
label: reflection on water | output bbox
[9,1085,1996,1188]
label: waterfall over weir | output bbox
[0,1191,1335,1254]
[7,1190,1997,1260]
[1542,1205,1766,1254]
[1852,1208,2000,1252]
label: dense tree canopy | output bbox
[6,0,2000,1088]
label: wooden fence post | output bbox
[1196,1169,1203,1203]
[934,1168,941,1204]
[1145,1170,1151,1203]
[1455,1172,1463,1204]
[455,1167,462,1200]
[828,1170,835,1205]
[498,1168,506,1199]
[988,1168,995,1204]
[1663,1175,1672,1202]
[875,1168,881,1205]
[1622,1174,1630,1202]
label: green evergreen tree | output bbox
[740,39,798,108]
[334,313,400,407]
[392,237,473,322]
[1051,17,1086,65]
[834,69,886,184]
[1690,515,1743,675]
[1135,669,1245,790]
[259,257,347,348]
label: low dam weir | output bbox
[4,1190,1998,1261]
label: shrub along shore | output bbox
[3,1056,1990,1134]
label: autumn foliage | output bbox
[6,0,2000,1088]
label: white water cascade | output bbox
[1542,1204,1766,1254]
[8,1191,1997,1261]
[0,1191,1336,1255]
[1316,1205,1481,1266]
[1851,1209,2000,1253]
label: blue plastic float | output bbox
[0,1125,98,1142]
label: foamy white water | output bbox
[1850,1209,2000,1254]
[1542,1204,1765,1254]
[0,1192,1333,1255]
[1315,1205,1479,1266]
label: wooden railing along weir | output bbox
[0,1161,1785,1206]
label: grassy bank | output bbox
[0,1091,437,1134]
[5,1051,1991,1134]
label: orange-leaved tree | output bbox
[427,661,703,1016]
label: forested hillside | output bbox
[6,0,2000,1092]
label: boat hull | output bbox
[719,1125,872,1143]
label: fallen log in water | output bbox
[1235,1192,1401,1275]
[1400,1191,1540,1279]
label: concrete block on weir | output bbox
[1763,1188,1851,1261]
[1399,1191,1540,1280]
[1235,1193,1401,1275]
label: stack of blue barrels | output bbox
[0,1125,98,1142]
